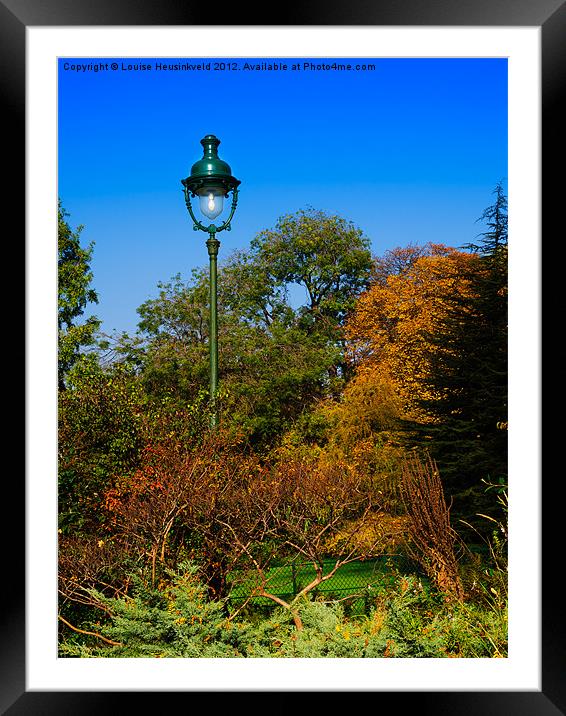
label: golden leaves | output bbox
[345,247,482,424]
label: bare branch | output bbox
[58,615,122,647]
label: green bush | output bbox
[59,563,243,658]
[59,563,507,659]
[58,360,145,534]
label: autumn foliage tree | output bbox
[346,243,481,424]
[343,209,507,530]
[100,428,257,598]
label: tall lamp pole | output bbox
[181,134,240,427]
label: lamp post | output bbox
[181,134,240,427]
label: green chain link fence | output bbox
[226,554,420,616]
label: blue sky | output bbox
[58,57,507,336]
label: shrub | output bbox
[399,453,464,601]
[59,562,243,658]
[59,564,506,659]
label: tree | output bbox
[467,180,508,255]
[343,186,508,532]
[122,209,373,446]
[250,207,373,335]
[58,201,100,389]
[128,269,335,446]
[370,242,443,287]
[101,428,385,626]
[132,271,210,399]
[345,244,481,424]
[344,243,496,531]
[416,184,508,520]
[225,454,386,631]
[101,426,267,599]
[220,248,294,330]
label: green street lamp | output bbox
[181,134,240,427]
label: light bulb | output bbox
[198,188,224,220]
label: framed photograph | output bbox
[12,0,559,711]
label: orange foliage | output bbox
[345,245,482,422]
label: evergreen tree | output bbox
[417,183,508,527]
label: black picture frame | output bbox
[10,0,559,712]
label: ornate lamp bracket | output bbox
[182,184,239,238]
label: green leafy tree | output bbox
[220,248,294,329]
[58,201,100,389]
[123,209,372,446]
[250,207,372,334]
[132,271,210,399]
